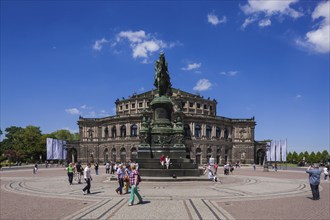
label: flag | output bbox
[281,139,287,161]
[270,140,276,161]
[46,138,53,160]
[266,142,271,161]
[276,140,281,162]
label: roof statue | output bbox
[154,52,172,96]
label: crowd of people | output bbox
[59,159,329,205]
[64,160,142,206]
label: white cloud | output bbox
[297,1,330,53]
[296,94,302,99]
[220,71,239,76]
[92,38,108,51]
[132,40,164,58]
[193,79,212,92]
[65,108,80,115]
[181,63,202,71]
[115,30,177,61]
[117,30,146,43]
[241,16,257,29]
[240,0,302,18]
[259,19,272,27]
[207,13,227,26]
[240,0,302,29]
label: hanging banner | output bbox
[266,142,271,161]
[281,139,287,162]
[46,138,53,160]
[270,140,276,162]
[276,140,281,162]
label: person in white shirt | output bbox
[323,166,329,181]
[165,156,171,169]
[82,163,92,195]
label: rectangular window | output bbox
[125,104,129,109]
[139,102,143,108]
[210,106,213,111]
[204,104,207,109]
[189,102,194,108]
[120,105,123,110]
[132,103,135,108]
[146,102,149,106]
[197,103,201,108]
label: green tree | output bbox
[287,152,293,163]
[303,151,309,162]
[309,151,316,164]
[50,129,74,141]
[298,152,304,163]
[321,150,329,163]
[315,151,322,163]
[292,151,298,163]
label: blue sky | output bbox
[1,1,329,153]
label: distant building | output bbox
[67,59,267,165]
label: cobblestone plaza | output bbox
[1,166,329,220]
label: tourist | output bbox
[323,165,329,181]
[214,162,218,175]
[111,161,115,174]
[160,154,165,169]
[105,162,110,174]
[33,163,38,174]
[128,163,143,206]
[75,161,83,184]
[66,162,75,185]
[207,163,217,182]
[94,162,99,175]
[306,164,322,200]
[82,163,92,194]
[253,163,256,171]
[115,164,124,195]
[124,164,131,194]
[165,156,171,169]
[274,162,278,172]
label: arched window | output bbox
[120,125,126,137]
[111,126,116,138]
[216,127,221,138]
[111,148,116,162]
[104,127,109,138]
[224,128,229,139]
[104,148,109,163]
[131,124,137,137]
[184,124,191,137]
[206,125,212,138]
[195,124,201,138]
[207,147,212,162]
[120,147,126,163]
[131,147,137,161]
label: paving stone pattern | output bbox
[1,166,329,220]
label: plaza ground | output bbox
[0,165,329,220]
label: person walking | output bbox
[306,164,322,200]
[105,162,110,174]
[115,164,124,195]
[128,163,143,206]
[75,161,83,184]
[323,165,329,181]
[66,163,75,185]
[94,162,99,175]
[82,163,92,195]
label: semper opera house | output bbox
[70,54,267,165]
